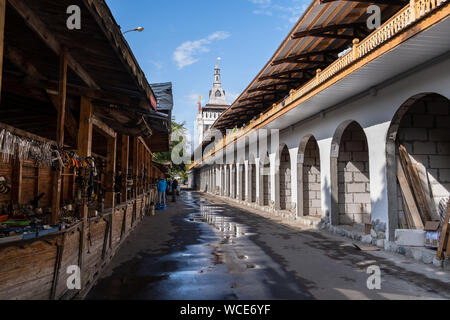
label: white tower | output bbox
[195,58,230,147]
[208,58,228,106]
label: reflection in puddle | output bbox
[189,204,248,241]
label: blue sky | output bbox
[106,0,309,135]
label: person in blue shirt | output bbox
[157,177,167,207]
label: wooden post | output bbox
[132,137,139,198]
[0,0,5,101]
[121,135,129,203]
[11,157,23,204]
[76,97,92,275]
[105,136,117,209]
[77,97,93,221]
[51,48,68,224]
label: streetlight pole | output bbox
[123,27,144,34]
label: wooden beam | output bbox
[57,48,68,147]
[398,145,432,223]
[5,72,147,111]
[396,157,424,230]
[320,0,407,5]
[132,137,139,198]
[77,96,93,276]
[48,94,78,143]
[11,157,23,205]
[258,67,317,81]
[93,115,117,138]
[7,0,100,89]
[292,23,368,40]
[4,45,46,80]
[51,48,68,224]
[121,135,129,203]
[104,136,117,209]
[271,49,341,66]
[0,0,5,102]
[77,97,93,158]
[437,200,450,260]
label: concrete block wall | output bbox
[262,164,271,206]
[279,147,292,210]
[303,138,322,216]
[250,164,257,202]
[338,122,371,225]
[396,95,450,220]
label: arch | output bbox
[297,134,322,217]
[386,93,450,240]
[330,120,371,226]
[278,144,292,211]
[259,153,271,207]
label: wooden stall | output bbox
[0,0,171,299]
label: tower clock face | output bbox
[215,90,222,97]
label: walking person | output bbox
[157,176,167,210]
[172,179,179,203]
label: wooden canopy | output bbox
[1,0,169,148]
[212,0,405,132]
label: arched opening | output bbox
[279,145,292,211]
[300,135,322,217]
[260,154,271,207]
[331,121,371,226]
[249,154,257,203]
[387,93,450,238]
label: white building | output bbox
[195,59,230,146]
[189,1,450,262]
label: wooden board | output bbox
[398,145,432,223]
[414,162,439,221]
[437,200,450,260]
[397,157,424,230]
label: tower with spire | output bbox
[195,58,230,146]
[208,58,228,106]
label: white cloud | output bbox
[148,60,163,70]
[173,31,231,69]
[187,93,202,106]
[227,92,240,103]
[250,0,308,28]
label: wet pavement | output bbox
[86,191,450,300]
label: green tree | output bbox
[153,119,188,179]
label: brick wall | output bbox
[338,122,371,225]
[396,95,450,224]
[251,164,257,202]
[262,162,271,206]
[303,138,322,216]
[279,147,291,211]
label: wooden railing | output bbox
[190,0,447,169]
